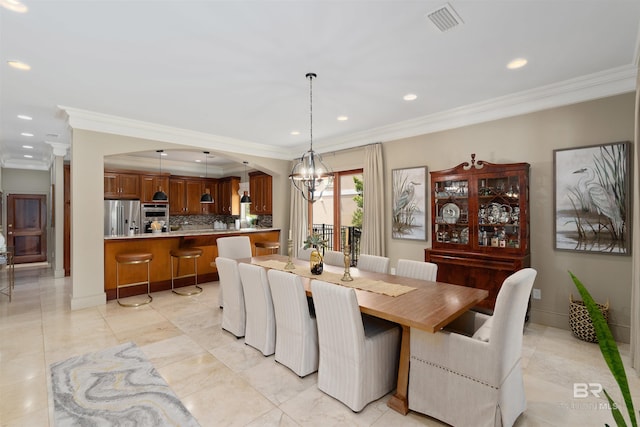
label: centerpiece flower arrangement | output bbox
[303,233,327,275]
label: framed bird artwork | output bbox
[554,141,631,254]
[392,166,428,240]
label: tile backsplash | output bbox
[170,214,273,229]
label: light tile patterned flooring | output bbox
[2,264,640,426]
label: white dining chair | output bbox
[311,279,401,412]
[356,254,390,274]
[215,257,246,338]
[216,236,252,307]
[396,259,438,281]
[238,263,276,356]
[322,250,344,267]
[297,247,314,261]
[408,268,537,427]
[268,269,319,376]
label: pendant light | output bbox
[152,150,168,201]
[289,73,334,203]
[240,161,251,203]
[200,151,214,203]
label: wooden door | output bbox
[7,194,47,264]
[118,173,140,199]
[104,172,119,198]
[141,175,170,203]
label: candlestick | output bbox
[284,239,295,270]
[341,243,353,281]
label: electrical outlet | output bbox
[532,288,542,300]
[390,267,396,275]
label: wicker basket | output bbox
[569,294,609,343]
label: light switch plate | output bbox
[532,288,542,300]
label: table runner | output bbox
[254,259,415,297]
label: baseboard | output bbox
[530,307,630,343]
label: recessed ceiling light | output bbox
[290,130,300,136]
[22,145,33,149]
[161,152,167,156]
[1,0,28,13]
[507,58,528,70]
[195,159,202,163]
[21,132,34,137]
[17,114,32,120]
[7,60,30,70]
[24,154,33,158]
[337,116,349,121]
[403,94,418,101]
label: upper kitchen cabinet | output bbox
[140,174,170,203]
[104,170,140,199]
[169,176,211,215]
[249,172,272,215]
[217,177,240,215]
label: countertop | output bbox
[104,227,280,240]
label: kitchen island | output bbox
[104,228,280,300]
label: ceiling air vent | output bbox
[426,3,463,32]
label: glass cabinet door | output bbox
[477,175,521,249]
[434,179,470,247]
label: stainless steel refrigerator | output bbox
[104,200,141,236]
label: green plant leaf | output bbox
[604,388,628,427]
[569,271,637,427]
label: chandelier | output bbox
[289,73,334,203]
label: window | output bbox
[312,169,363,262]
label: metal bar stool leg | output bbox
[170,248,203,296]
[115,252,153,307]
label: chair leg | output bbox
[171,256,203,296]
[116,260,153,307]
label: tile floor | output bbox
[1,264,640,426]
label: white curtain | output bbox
[631,71,640,374]
[360,143,385,256]
[289,180,309,259]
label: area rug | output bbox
[50,341,200,427]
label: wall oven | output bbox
[140,203,169,233]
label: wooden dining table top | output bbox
[247,254,488,333]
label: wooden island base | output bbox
[104,229,280,299]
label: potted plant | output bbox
[303,233,327,275]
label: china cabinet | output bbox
[425,154,530,311]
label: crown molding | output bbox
[60,64,637,161]
[314,64,638,154]
[59,107,293,160]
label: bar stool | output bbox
[170,247,203,296]
[115,252,153,307]
[254,241,280,256]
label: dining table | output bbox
[247,254,488,415]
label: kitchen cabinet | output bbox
[104,170,140,199]
[424,154,530,312]
[169,176,211,215]
[140,174,170,203]
[217,177,240,215]
[249,172,272,215]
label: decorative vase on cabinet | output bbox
[425,154,530,313]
